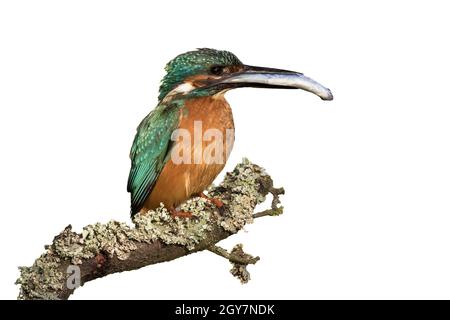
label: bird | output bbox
[127,48,333,218]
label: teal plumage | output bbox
[158,48,241,101]
[127,102,181,215]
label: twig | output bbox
[208,245,260,265]
[253,187,285,219]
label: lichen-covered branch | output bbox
[208,244,260,265]
[208,244,260,284]
[253,187,284,219]
[253,187,285,219]
[16,159,284,300]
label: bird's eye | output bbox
[210,65,224,75]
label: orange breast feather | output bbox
[140,95,234,212]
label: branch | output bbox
[16,159,284,300]
[208,244,260,284]
[253,187,285,219]
[208,245,260,265]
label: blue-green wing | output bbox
[127,104,180,216]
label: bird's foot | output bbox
[199,192,224,208]
[169,207,192,218]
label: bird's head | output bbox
[159,48,333,102]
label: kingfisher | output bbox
[128,48,333,218]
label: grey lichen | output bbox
[16,251,64,300]
[229,244,255,284]
[211,158,269,233]
[53,222,137,264]
[133,198,213,250]
[52,197,215,265]
[16,159,279,300]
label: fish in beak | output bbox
[215,65,333,101]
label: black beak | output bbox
[217,65,333,101]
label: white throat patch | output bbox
[162,82,195,103]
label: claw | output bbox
[199,192,224,208]
[169,207,192,218]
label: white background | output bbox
[1,0,449,299]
